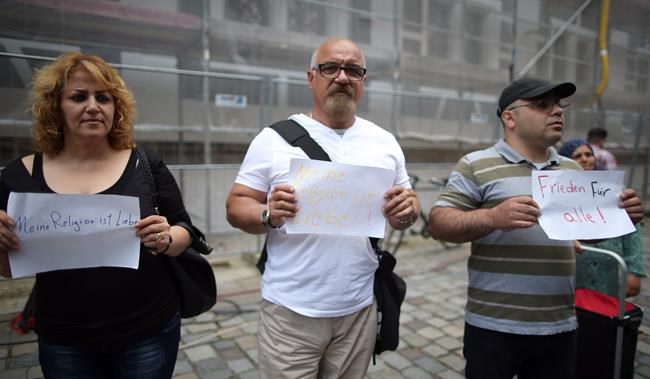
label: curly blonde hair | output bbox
[29,52,136,155]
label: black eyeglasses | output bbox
[507,98,570,113]
[311,62,367,81]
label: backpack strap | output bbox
[268,119,331,161]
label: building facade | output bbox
[1,0,648,166]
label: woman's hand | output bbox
[0,210,19,277]
[134,215,171,255]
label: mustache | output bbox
[327,84,354,97]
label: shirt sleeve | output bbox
[435,156,482,210]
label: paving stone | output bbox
[411,309,434,321]
[422,343,448,357]
[407,296,429,306]
[439,353,465,371]
[245,348,258,364]
[399,347,424,361]
[403,319,429,331]
[172,359,192,376]
[402,365,434,379]
[194,312,216,323]
[8,352,39,369]
[401,333,429,348]
[419,326,444,340]
[638,354,650,366]
[380,351,412,370]
[11,342,38,356]
[185,322,218,334]
[217,346,245,360]
[639,342,650,355]
[425,317,450,328]
[199,368,232,379]
[238,369,260,379]
[173,373,198,379]
[413,355,446,374]
[366,359,387,373]
[436,369,465,379]
[0,368,28,379]
[185,345,217,363]
[234,334,257,350]
[195,357,227,375]
[227,357,254,374]
[27,365,44,379]
[213,339,236,350]
[441,324,464,338]
[635,364,650,378]
[435,336,463,350]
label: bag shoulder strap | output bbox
[134,146,159,214]
[269,119,331,161]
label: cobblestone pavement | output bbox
[3,224,650,378]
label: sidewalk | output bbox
[2,227,650,378]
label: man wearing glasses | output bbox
[226,38,418,378]
[427,77,644,378]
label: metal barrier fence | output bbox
[169,161,646,257]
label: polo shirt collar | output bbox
[495,139,560,167]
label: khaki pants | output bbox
[257,299,377,379]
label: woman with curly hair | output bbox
[0,52,196,378]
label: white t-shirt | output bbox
[235,113,411,317]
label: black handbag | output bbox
[371,239,406,355]
[136,146,217,318]
[262,120,407,358]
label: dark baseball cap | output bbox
[497,77,576,117]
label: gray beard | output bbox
[325,94,356,121]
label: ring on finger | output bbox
[155,232,164,242]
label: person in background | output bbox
[226,38,419,379]
[559,139,646,297]
[427,77,644,379]
[0,52,197,378]
[587,127,618,170]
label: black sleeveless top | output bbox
[0,149,189,347]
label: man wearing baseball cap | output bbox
[427,77,644,378]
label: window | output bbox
[429,0,451,30]
[464,9,483,65]
[404,0,423,24]
[427,0,452,59]
[637,58,648,94]
[351,0,372,44]
[225,0,268,26]
[288,0,325,35]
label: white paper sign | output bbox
[286,159,394,238]
[532,171,635,240]
[7,192,141,277]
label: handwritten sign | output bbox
[532,171,635,240]
[7,192,141,277]
[285,159,394,238]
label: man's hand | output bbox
[383,186,420,230]
[267,184,298,228]
[619,188,644,224]
[488,196,540,232]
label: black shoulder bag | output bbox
[135,146,217,318]
[260,119,406,357]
